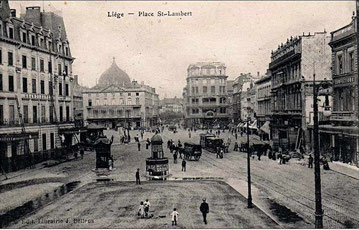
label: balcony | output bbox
[330,111,356,121]
[0,118,74,128]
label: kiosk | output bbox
[146,134,169,180]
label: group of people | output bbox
[138,199,151,218]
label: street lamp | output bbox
[246,106,252,208]
[312,72,323,228]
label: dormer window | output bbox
[38,36,44,48]
[65,47,69,56]
[31,34,36,46]
[58,44,62,54]
[48,40,52,51]
[7,25,14,39]
[22,31,27,43]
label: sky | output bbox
[10,1,355,99]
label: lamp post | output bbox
[247,112,252,208]
[313,72,323,228]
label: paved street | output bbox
[3,128,359,228]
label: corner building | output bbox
[184,62,230,129]
[0,2,76,172]
[269,32,332,151]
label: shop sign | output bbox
[146,164,168,172]
[23,93,51,100]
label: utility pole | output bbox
[247,115,252,208]
[313,72,323,228]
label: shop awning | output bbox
[249,120,258,130]
[0,132,39,142]
[260,121,270,134]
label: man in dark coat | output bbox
[200,198,209,224]
[136,168,141,184]
[308,154,313,168]
[182,159,186,172]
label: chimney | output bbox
[10,9,16,17]
[24,6,41,26]
[73,75,79,85]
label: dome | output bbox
[98,58,131,87]
[151,134,163,144]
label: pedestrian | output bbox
[235,132,238,140]
[146,138,151,149]
[308,154,313,168]
[138,201,145,218]
[136,168,141,184]
[200,198,209,224]
[80,149,84,159]
[234,142,238,151]
[278,153,282,165]
[189,131,191,138]
[144,199,151,217]
[240,131,243,137]
[182,159,186,172]
[216,146,220,158]
[173,152,178,164]
[171,208,179,226]
[167,140,171,149]
[137,141,141,151]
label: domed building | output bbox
[82,58,160,129]
[97,58,132,88]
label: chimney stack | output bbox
[10,9,16,17]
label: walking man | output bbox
[137,141,141,151]
[308,154,313,168]
[136,168,141,184]
[182,159,186,172]
[200,198,209,224]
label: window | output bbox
[9,105,15,124]
[58,63,62,75]
[65,65,68,76]
[33,106,37,123]
[48,61,52,73]
[128,93,131,96]
[34,139,38,152]
[49,105,54,122]
[50,133,54,149]
[42,133,46,150]
[59,106,63,122]
[0,49,2,64]
[41,105,45,123]
[59,83,62,95]
[48,41,52,51]
[32,79,36,93]
[88,99,92,106]
[31,35,35,46]
[65,47,69,56]
[40,59,44,72]
[22,77,27,93]
[0,105,3,124]
[8,52,13,66]
[65,84,69,96]
[66,106,70,122]
[136,92,139,96]
[23,105,28,123]
[22,55,27,68]
[22,32,27,43]
[31,57,36,70]
[349,52,354,72]
[49,81,53,95]
[41,80,45,94]
[203,86,207,93]
[338,54,343,74]
[39,38,44,48]
[8,75,14,92]
[0,74,2,91]
[8,27,14,39]
[211,86,215,93]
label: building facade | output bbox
[269,32,332,151]
[255,73,272,139]
[232,73,253,123]
[159,97,184,114]
[82,67,159,129]
[0,2,76,172]
[319,17,359,167]
[184,62,231,129]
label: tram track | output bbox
[199,150,359,228]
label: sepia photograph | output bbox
[0,0,358,228]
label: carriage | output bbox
[203,137,225,153]
[183,142,202,161]
[199,133,216,148]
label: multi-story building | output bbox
[255,72,272,139]
[160,97,184,114]
[319,16,359,167]
[240,80,254,121]
[232,73,253,123]
[0,2,76,172]
[184,62,231,129]
[269,32,332,151]
[82,60,159,129]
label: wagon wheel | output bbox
[194,156,200,161]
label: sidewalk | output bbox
[329,161,359,180]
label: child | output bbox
[138,201,145,218]
[171,208,179,226]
